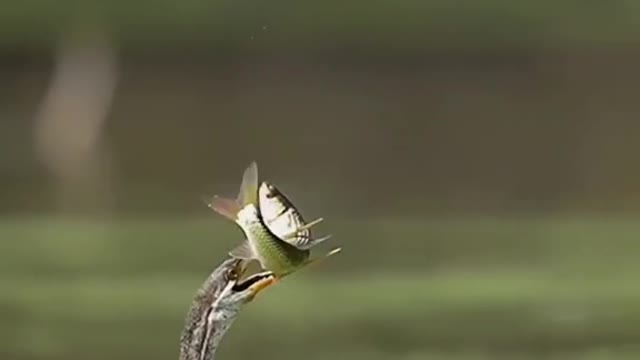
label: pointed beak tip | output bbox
[246,276,276,301]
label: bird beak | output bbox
[232,268,276,303]
[245,275,276,302]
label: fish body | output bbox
[237,204,311,276]
[208,162,314,278]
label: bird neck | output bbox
[179,269,232,360]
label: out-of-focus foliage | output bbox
[3,0,640,51]
[1,218,639,360]
[3,1,640,217]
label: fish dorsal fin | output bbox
[229,240,255,260]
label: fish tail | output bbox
[237,161,259,208]
[208,162,259,221]
[207,196,241,221]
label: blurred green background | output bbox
[2,1,640,359]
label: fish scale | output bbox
[243,217,310,276]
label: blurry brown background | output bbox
[1,1,640,360]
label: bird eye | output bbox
[225,268,238,281]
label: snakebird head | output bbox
[215,259,275,310]
[179,258,275,360]
[207,162,340,279]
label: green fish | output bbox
[207,162,340,280]
[258,181,332,250]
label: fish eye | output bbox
[265,184,277,198]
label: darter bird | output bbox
[179,258,275,360]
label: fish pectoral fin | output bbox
[298,234,333,250]
[323,246,342,258]
[281,217,324,240]
[229,241,255,259]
